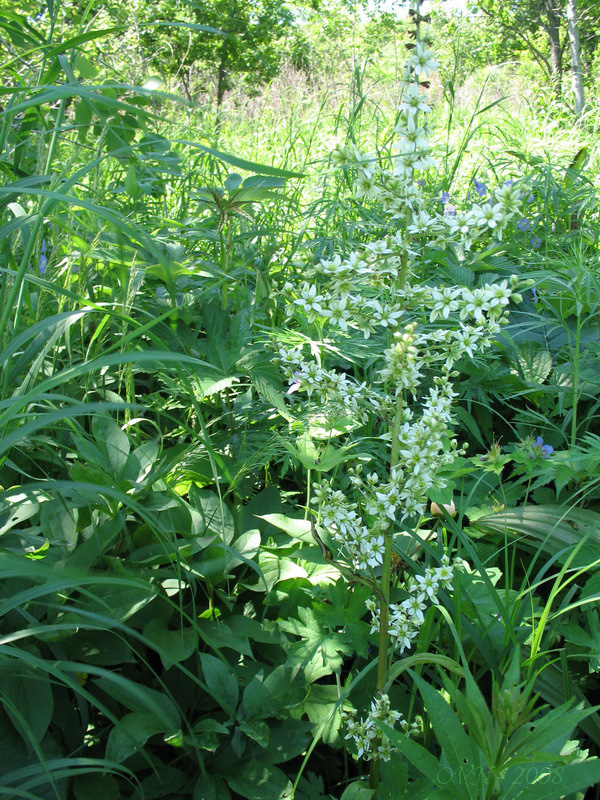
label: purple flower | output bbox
[531,285,538,303]
[504,179,514,188]
[526,194,535,204]
[38,254,48,275]
[417,179,426,187]
[551,222,556,232]
[440,191,450,205]
[516,218,531,231]
[474,179,487,197]
[531,236,542,249]
[444,203,457,217]
[41,239,47,254]
[530,436,554,459]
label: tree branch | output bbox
[477,3,553,79]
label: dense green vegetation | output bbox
[1,1,599,799]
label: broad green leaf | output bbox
[250,551,308,592]
[226,529,261,570]
[199,653,239,716]
[190,488,235,544]
[512,759,600,800]
[266,719,312,763]
[513,343,553,384]
[258,514,313,544]
[73,774,120,800]
[473,505,600,567]
[378,721,461,798]
[194,774,231,800]
[239,720,269,747]
[105,712,164,762]
[302,684,346,744]
[339,782,374,800]
[138,765,187,798]
[93,676,180,731]
[226,759,292,800]
[410,670,481,800]
[197,618,253,656]
[2,666,54,745]
[143,618,199,669]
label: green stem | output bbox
[570,310,582,448]
[369,245,409,789]
[0,99,67,354]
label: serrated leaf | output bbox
[513,343,553,384]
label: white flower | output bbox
[428,287,460,321]
[323,297,350,330]
[408,42,439,77]
[471,202,507,230]
[494,183,521,214]
[400,83,432,115]
[342,694,402,762]
[407,210,439,235]
[484,280,512,311]
[368,299,403,328]
[396,114,429,153]
[453,324,483,358]
[415,572,439,599]
[294,283,326,317]
[445,211,476,238]
[460,288,490,323]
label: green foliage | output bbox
[1,1,600,799]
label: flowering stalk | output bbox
[271,0,534,786]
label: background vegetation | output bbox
[0,0,599,799]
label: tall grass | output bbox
[1,4,600,799]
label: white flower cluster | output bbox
[341,693,419,761]
[312,480,386,571]
[327,0,524,252]
[365,556,455,653]
[275,345,380,423]
[269,4,533,767]
[393,378,459,519]
[284,273,519,345]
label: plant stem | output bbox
[570,309,582,448]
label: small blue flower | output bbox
[474,179,487,197]
[504,179,514,188]
[516,218,531,231]
[40,239,47,254]
[526,194,535,204]
[38,254,48,275]
[530,236,542,249]
[535,436,553,458]
[417,179,426,187]
[531,285,538,303]
[440,191,450,205]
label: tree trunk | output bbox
[216,44,229,106]
[543,0,563,91]
[566,0,585,115]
